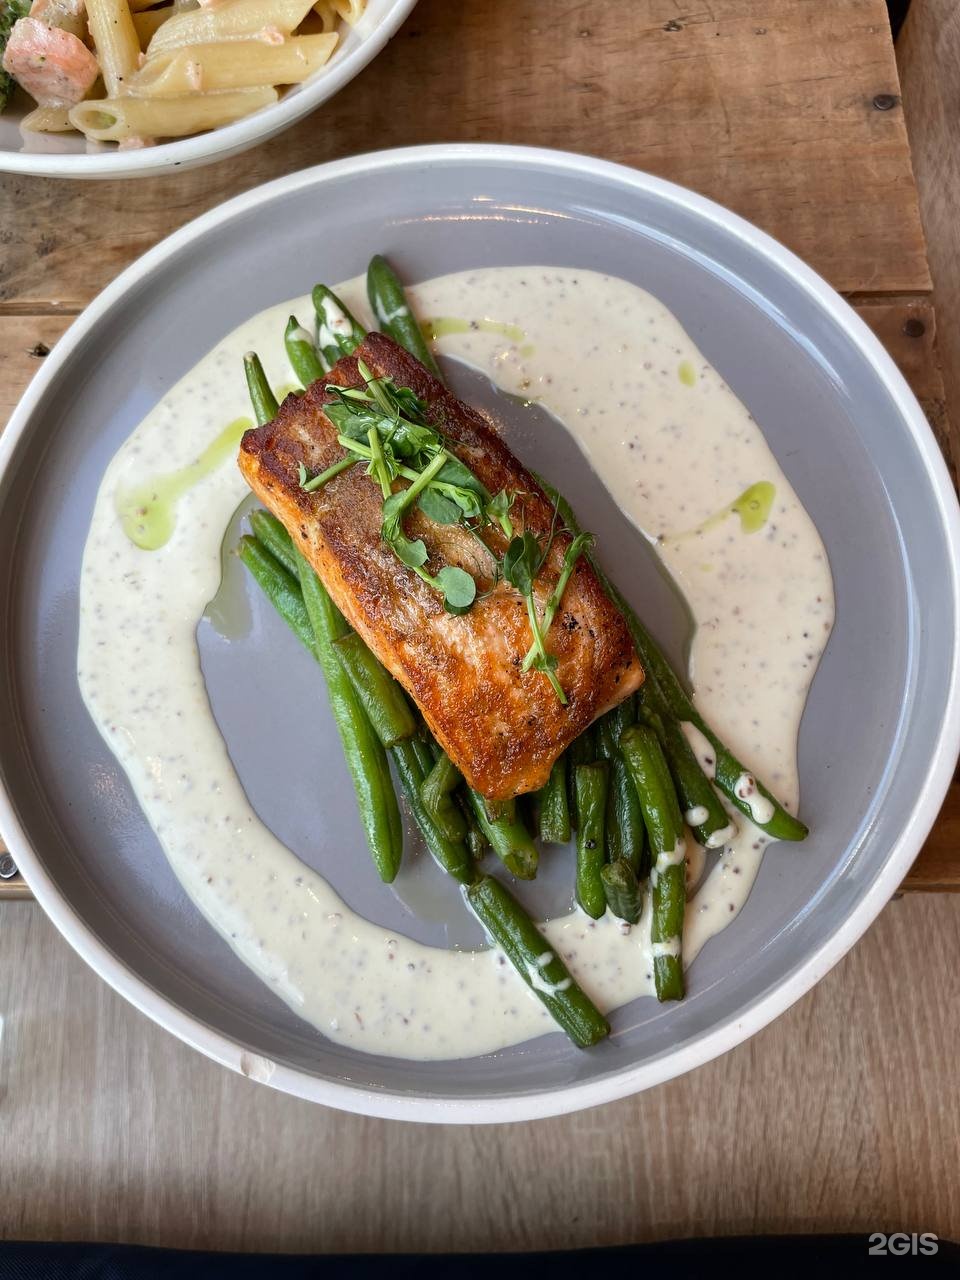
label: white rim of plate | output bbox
[0,0,417,178]
[1,144,958,1123]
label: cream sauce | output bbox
[77,267,834,1060]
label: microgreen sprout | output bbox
[296,367,591,665]
[503,531,567,703]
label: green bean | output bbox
[467,791,538,881]
[597,700,645,874]
[618,648,730,845]
[632,611,805,840]
[237,535,317,657]
[574,762,608,919]
[609,751,647,873]
[420,753,468,843]
[458,793,489,860]
[391,736,473,884]
[295,547,404,883]
[614,645,730,848]
[334,631,417,748]
[540,478,802,843]
[312,285,367,367]
[243,351,279,427]
[366,254,442,379]
[620,726,685,1002]
[640,704,736,849]
[421,750,461,802]
[284,314,326,388]
[638,818,652,881]
[425,738,485,855]
[538,755,571,845]
[465,876,609,1048]
[566,723,598,830]
[620,726,684,873]
[248,509,300,578]
[601,859,643,925]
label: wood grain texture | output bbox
[856,297,957,492]
[2,895,960,1246]
[898,2,960,486]
[0,315,68,424]
[0,0,930,311]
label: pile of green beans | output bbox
[240,282,608,1044]
[236,253,809,1029]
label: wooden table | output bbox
[1,0,956,896]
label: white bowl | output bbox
[0,0,417,178]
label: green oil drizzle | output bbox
[730,480,776,533]
[678,359,697,387]
[660,480,776,546]
[117,416,251,550]
[421,316,529,347]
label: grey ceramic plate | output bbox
[1,146,958,1123]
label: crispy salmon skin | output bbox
[239,332,643,800]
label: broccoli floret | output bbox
[1,0,33,113]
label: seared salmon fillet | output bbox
[239,332,643,800]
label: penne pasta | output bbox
[86,0,141,94]
[68,84,277,138]
[312,0,363,30]
[311,0,336,31]
[20,104,74,131]
[132,5,174,46]
[330,0,363,21]
[131,32,336,95]
[146,0,315,55]
[127,0,169,11]
[27,0,88,39]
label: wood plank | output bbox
[904,773,960,891]
[854,297,943,400]
[0,314,69,425]
[854,296,957,489]
[3,893,960,1244]
[892,5,960,888]
[898,2,960,486]
[0,0,929,312]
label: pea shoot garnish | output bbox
[502,529,594,705]
[297,360,590,692]
[520,531,594,673]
